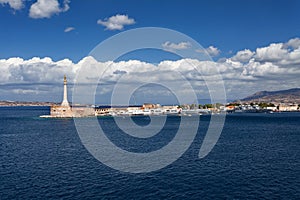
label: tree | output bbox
[227,103,240,107]
[190,104,196,109]
[259,102,275,108]
[215,103,224,108]
[204,104,213,108]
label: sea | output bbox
[0,106,299,199]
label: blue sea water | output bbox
[0,107,299,199]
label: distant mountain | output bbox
[0,101,56,107]
[240,88,300,104]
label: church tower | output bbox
[61,75,70,107]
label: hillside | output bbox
[240,88,300,104]
[0,101,56,107]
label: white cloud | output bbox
[285,38,300,49]
[231,49,254,63]
[162,41,191,52]
[0,0,23,10]
[207,46,221,57]
[64,27,75,33]
[254,43,288,62]
[1,38,300,102]
[97,14,135,30]
[29,0,70,19]
[0,57,75,84]
[196,46,220,57]
[241,60,284,78]
[229,37,300,67]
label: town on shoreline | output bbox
[1,100,299,117]
[1,76,299,118]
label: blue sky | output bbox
[0,0,300,103]
[1,0,299,62]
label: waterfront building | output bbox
[278,104,298,111]
[95,106,111,116]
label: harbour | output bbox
[1,106,299,199]
[40,76,299,118]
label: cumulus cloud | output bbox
[229,37,300,67]
[162,41,191,52]
[285,37,300,49]
[0,0,23,10]
[231,49,254,63]
[29,0,70,19]
[0,57,75,84]
[254,43,288,62]
[64,26,75,32]
[97,14,135,30]
[196,46,221,57]
[1,38,300,103]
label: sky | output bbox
[0,0,300,104]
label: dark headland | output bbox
[239,88,300,104]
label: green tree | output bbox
[204,104,213,108]
[190,104,196,109]
[215,103,224,108]
[227,103,240,107]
